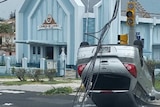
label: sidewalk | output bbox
[0,70,82,92]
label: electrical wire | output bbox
[72,0,91,106]
[74,0,120,106]
[88,0,120,95]
[73,0,120,107]
[84,0,120,43]
[0,0,7,3]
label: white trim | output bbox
[16,12,24,62]
[15,40,67,45]
[27,0,41,61]
[93,1,102,44]
[150,25,154,59]
[57,0,70,65]
[16,11,20,62]
[28,0,41,40]
[89,90,129,93]
[121,16,160,25]
[28,45,30,62]
[37,25,61,30]
[70,0,85,65]
[17,0,27,13]
[83,13,95,18]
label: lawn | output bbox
[0,75,77,85]
[155,80,160,91]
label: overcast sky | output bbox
[0,0,24,19]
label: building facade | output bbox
[16,0,160,67]
[16,0,85,66]
[121,0,160,60]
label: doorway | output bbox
[46,47,53,59]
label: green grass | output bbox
[155,80,160,91]
[43,87,73,95]
[0,75,17,79]
[2,79,72,85]
[2,81,35,85]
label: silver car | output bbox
[76,43,160,107]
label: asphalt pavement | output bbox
[0,91,75,107]
[0,90,159,107]
[0,70,160,107]
[0,70,81,92]
[0,70,88,107]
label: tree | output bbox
[0,17,4,21]
[145,60,160,86]
[0,23,15,55]
[10,11,16,19]
[0,23,12,33]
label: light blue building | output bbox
[16,0,160,67]
[121,0,160,60]
[16,0,86,66]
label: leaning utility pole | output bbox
[126,0,136,45]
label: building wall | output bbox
[16,0,160,66]
[16,0,85,65]
[121,15,160,60]
[101,0,121,44]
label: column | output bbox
[150,24,154,59]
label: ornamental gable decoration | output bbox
[38,14,61,30]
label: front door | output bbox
[46,47,53,59]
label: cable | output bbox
[0,0,7,3]
[73,0,120,107]
[84,0,120,43]
[83,0,120,103]
[89,0,120,94]
[84,33,99,40]
[72,0,91,106]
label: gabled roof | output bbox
[138,0,160,14]
[81,0,101,12]
[18,0,33,13]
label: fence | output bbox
[0,55,67,76]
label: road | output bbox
[0,90,74,107]
[0,89,159,107]
[0,90,96,107]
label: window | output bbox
[38,47,40,54]
[0,37,2,44]
[33,46,36,54]
[46,47,53,59]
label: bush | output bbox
[45,69,56,81]
[32,69,43,82]
[26,68,43,82]
[0,62,5,66]
[11,67,15,74]
[155,80,160,91]
[12,67,26,81]
[145,60,160,86]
